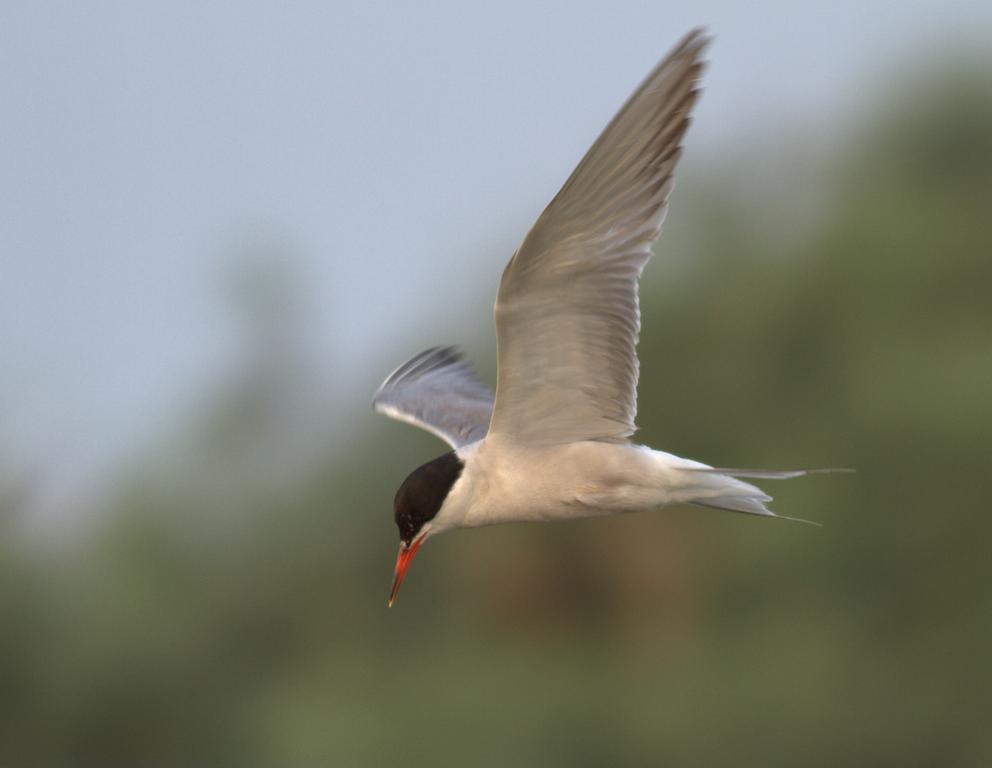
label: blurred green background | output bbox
[3,9,992,768]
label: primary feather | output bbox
[488,29,709,446]
[373,346,493,450]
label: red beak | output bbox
[388,536,425,607]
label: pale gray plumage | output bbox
[684,467,854,479]
[376,30,708,451]
[374,27,844,603]
[373,346,494,449]
[488,29,708,446]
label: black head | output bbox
[394,451,464,545]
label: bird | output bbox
[374,29,846,606]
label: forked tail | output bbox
[681,467,853,525]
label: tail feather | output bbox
[692,495,774,516]
[691,496,822,526]
[679,464,838,526]
[683,467,854,479]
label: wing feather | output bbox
[373,347,494,449]
[488,29,709,445]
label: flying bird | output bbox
[374,29,844,606]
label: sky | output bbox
[2,0,991,511]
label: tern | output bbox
[374,29,844,606]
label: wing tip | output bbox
[680,26,713,53]
[376,344,467,392]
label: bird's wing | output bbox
[487,29,708,446]
[373,346,495,449]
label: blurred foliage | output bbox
[2,62,991,767]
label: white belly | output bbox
[431,439,712,533]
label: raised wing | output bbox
[488,29,708,446]
[373,346,494,449]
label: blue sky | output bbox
[3,0,990,510]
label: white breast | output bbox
[430,439,706,534]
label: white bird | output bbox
[374,29,845,606]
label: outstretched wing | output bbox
[488,29,709,446]
[373,346,494,449]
